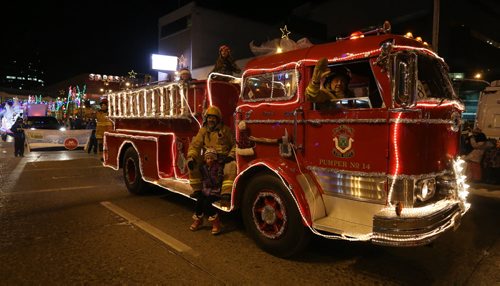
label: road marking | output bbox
[2,159,29,193]
[0,185,105,196]
[100,201,198,257]
[21,165,104,172]
[51,175,86,179]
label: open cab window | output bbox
[310,60,384,110]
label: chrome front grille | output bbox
[308,166,387,204]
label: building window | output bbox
[160,16,191,38]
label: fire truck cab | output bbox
[103,26,469,257]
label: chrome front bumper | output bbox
[371,200,467,247]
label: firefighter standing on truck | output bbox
[187,105,236,207]
[95,98,113,161]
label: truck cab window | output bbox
[242,69,297,101]
[417,55,455,100]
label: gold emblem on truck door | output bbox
[332,125,355,158]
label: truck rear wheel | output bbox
[123,147,148,195]
[242,174,310,258]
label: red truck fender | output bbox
[233,158,326,226]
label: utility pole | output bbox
[432,0,440,52]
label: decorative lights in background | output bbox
[404,32,430,47]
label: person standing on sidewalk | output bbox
[87,129,98,154]
[464,128,493,182]
[10,117,26,157]
[95,98,113,161]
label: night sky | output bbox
[2,0,499,86]
[2,1,312,86]
[2,1,185,85]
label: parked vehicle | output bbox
[452,78,489,127]
[103,23,470,257]
[476,80,500,139]
[475,80,500,184]
[23,116,92,151]
[25,116,64,130]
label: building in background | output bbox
[0,55,47,103]
[157,2,326,81]
[159,0,498,81]
[0,57,45,91]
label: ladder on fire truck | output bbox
[107,82,197,119]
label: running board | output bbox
[156,178,192,197]
[154,177,231,212]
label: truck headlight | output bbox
[59,127,66,131]
[416,178,436,202]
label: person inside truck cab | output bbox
[306,57,354,107]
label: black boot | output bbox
[190,190,202,199]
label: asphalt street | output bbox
[0,139,498,285]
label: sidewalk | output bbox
[0,136,26,158]
[468,182,500,200]
[0,137,15,156]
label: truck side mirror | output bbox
[391,52,417,108]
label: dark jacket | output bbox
[210,57,241,77]
[10,120,25,139]
[200,161,223,197]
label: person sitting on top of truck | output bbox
[209,45,241,81]
[186,105,236,207]
[306,57,354,106]
[177,67,196,86]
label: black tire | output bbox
[242,174,311,258]
[122,147,148,195]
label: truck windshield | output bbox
[416,55,456,100]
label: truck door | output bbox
[302,60,389,204]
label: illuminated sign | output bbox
[151,54,178,71]
[89,74,124,82]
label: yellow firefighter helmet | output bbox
[204,105,222,121]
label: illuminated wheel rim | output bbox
[125,158,137,184]
[251,191,287,239]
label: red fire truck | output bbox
[103,24,470,257]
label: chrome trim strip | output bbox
[389,118,454,124]
[307,166,386,177]
[244,119,387,124]
[387,169,451,180]
[308,165,453,182]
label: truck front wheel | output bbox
[123,147,148,195]
[242,174,310,258]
